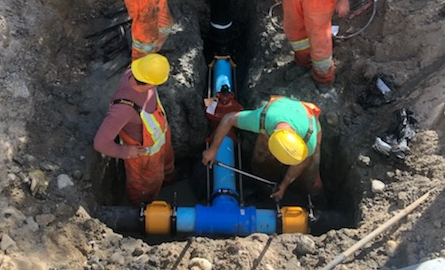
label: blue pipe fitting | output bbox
[176,207,196,233]
[194,204,256,235]
[172,57,281,237]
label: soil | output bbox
[1,0,445,270]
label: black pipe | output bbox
[210,0,233,26]
[209,0,235,54]
[95,206,140,232]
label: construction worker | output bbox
[202,95,323,200]
[94,53,175,206]
[125,0,174,61]
[282,0,350,92]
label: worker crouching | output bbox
[94,53,175,206]
[202,95,323,201]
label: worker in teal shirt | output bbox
[202,95,323,200]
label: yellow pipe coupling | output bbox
[281,206,308,234]
[144,201,172,234]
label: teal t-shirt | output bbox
[237,97,320,156]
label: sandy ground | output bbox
[1,0,445,269]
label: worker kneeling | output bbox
[202,95,323,201]
[94,53,175,206]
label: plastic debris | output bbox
[372,108,418,160]
[358,74,396,108]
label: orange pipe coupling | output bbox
[144,201,172,234]
[281,206,308,234]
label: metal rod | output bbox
[215,160,277,187]
[236,141,244,206]
[206,142,211,205]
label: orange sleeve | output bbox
[158,0,173,31]
[124,0,139,20]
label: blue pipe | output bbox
[213,57,232,93]
[174,57,278,236]
[176,206,276,235]
[213,136,236,192]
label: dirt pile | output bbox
[1,0,445,269]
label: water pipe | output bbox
[96,56,309,236]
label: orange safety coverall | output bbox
[125,0,174,61]
[282,0,336,86]
[119,95,174,205]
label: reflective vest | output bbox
[113,92,168,155]
[259,95,321,143]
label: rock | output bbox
[72,169,83,180]
[189,257,212,270]
[28,169,49,196]
[385,240,398,257]
[35,214,55,226]
[434,220,442,229]
[39,162,59,171]
[325,111,339,127]
[295,235,316,255]
[397,192,408,208]
[371,179,385,194]
[358,154,371,167]
[57,174,74,189]
[25,216,39,232]
[0,234,16,251]
[76,205,92,220]
[135,254,149,264]
[8,173,17,182]
[110,252,125,265]
[132,247,144,257]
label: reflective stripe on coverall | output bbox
[282,0,336,85]
[125,0,174,61]
[119,93,174,205]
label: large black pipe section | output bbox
[210,0,235,54]
[95,206,142,232]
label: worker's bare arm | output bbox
[336,0,350,18]
[270,157,310,200]
[202,111,241,167]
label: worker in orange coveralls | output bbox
[94,54,175,206]
[282,0,350,92]
[124,0,174,61]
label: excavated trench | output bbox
[90,0,362,241]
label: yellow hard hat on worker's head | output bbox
[131,53,170,85]
[268,129,308,165]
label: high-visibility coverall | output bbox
[125,0,174,61]
[93,69,174,206]
[282,0,336,86]
[119,93,174,205]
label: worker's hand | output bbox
[202,148,217,168]
[336,0,350,18]
[127,145,147,159]
[270,184,286,200]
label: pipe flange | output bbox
[139,203,147,235]
[209,188,240,204]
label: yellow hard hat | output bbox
[268,129,308,165]
[131,53,170,85]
